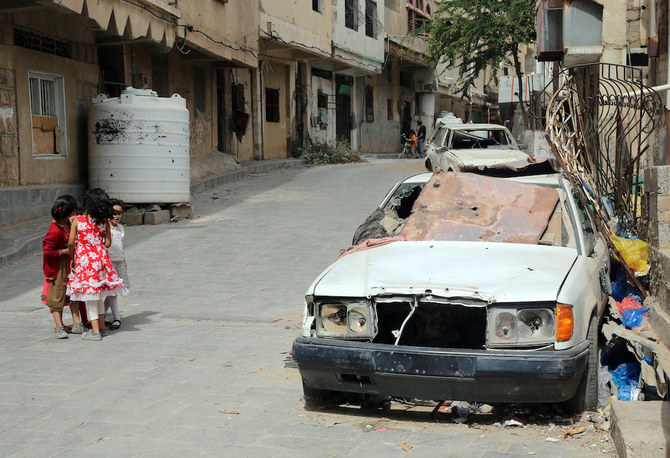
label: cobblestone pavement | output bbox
[0,160,614,456]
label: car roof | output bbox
[441,123,509,131]
[399,171,562,187]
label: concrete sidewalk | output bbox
[0,158,304,267]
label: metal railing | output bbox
[544,64,665,296]
[545,63,663,236]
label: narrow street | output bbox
[0,160,614,456]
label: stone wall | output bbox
[0,184,85,226]
[643,165,670,346]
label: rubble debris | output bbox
[563,426,586,438]
[398,441,412,452]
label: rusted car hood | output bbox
[309,241,577,303]
[451,148,529,166]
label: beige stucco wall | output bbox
[260,1,332,52]
[333,0,385,69]
[1,12,99,186]
[178,0,258,67]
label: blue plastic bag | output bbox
[621,308,649,328]
[611,269,628,302]
[611,362,640,400]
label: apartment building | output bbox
[0,0,485,224]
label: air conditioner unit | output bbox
[417,82,436,92]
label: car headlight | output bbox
[488,307,557,346]
[316,301,376,339]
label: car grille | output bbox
[372,301,487,349]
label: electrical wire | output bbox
[258,28,381,73]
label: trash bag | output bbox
[621,307,649,328]
[610,235,650,276]
[611,269,629,302]
[611,361,641,401]
[598,365,613,407]
[617,296,643,314]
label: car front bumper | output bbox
[293,337,589,403]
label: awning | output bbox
[51,0,179,48]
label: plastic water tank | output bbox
[88,88,190,203]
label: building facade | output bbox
[0,0,492,224]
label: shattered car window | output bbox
[450,129,512,149]
[539,188,577,249]
[427,126,449,147]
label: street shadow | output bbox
[104,310,159,333]
[304,400,583,428]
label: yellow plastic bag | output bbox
[610,235,650,275]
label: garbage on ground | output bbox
[398,441,412,452]
[504,419,524,427]
[598,294,669,404]
[563,426,586,438]
[610,235,650,276]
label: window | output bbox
[29,72,66,156]
[387,98,393,120]
[265,88,280,122]
[312,0,323,12]
[345,0,358,30]
[407,1,431,34]
[365,1,378,38]
[317,92,328,128]
[365,85,374,122]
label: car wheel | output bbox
[424,158,432,171]
[564,315,599,413]
[302,379,343,408]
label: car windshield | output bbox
[427,126,449,147]
[450,129,512,149]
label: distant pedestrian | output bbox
[417,119,427,159]
[42,195,86,338]
[104,199,129,330]
[67,188,128,341]
[409,129,418,157]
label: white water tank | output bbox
[88,89,190,203]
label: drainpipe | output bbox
[259,60,265,161]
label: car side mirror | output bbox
[518,143,528,150]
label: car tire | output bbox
[302,379,343,408]
[564,315,599,413]
[424,158,432,171]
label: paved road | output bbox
[0,160,613,456]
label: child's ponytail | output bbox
[51,195,77,220]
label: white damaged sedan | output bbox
[293,171,610,412]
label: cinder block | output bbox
[121,212,143,226]
[658,195,670,219]
[143,209,170,225]
[170,204,193,220]
[656,165,670,195]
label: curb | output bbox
[190,159,304,195]
[0,158,305,267]
[610,400,669,457]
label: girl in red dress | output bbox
[67,188,128,341]
[42,195,85,338]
